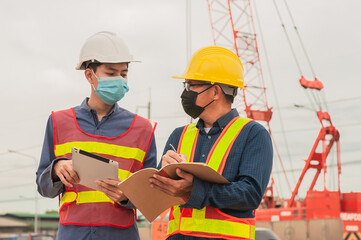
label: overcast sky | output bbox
[0,0,360,214]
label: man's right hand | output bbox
[161,150,187,168]
[53,160,80,188]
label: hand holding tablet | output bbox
[72,147,119,190]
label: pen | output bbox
[169,144,177,152]
[170,144,187,162]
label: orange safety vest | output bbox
[167,116,256,239]
[52,108,156,228]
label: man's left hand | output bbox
[95,179,127,203]
[149,168,193,198]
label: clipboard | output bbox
[117,162,230,222]
[72,147,119,190]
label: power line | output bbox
[274,148,361,159]
[0,164,34,174]
[0,182,34,190]
[271,121,361,134]
[0,145,42,156]
[274,96,361,110]
[0,197,51,203]
[272,159,361,174]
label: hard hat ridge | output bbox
[172,46,244,89]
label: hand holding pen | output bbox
[161,144,187,168]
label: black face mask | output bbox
[180,85,215,119]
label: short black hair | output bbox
[84,61,129,73]
[215,84,235,104]
[225,94,234,104]
[84,61,102,73]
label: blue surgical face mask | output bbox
[91,70,129,105]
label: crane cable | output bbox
[253,0,294,194]
[282,0,316,79]
[273,0,341,196]
[271,0,302,76]
[272,0,329,113]
[282,0,330,113]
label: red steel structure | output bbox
[206,0,361,239]
[207,0,272,122]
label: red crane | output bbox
[207,0,292,207]
[151,2,361,240]
[207,0,359,239]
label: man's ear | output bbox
[214,85,222,99]
[84,68,94,84]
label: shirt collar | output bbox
[79,97,119,116]
[196,108,239,134]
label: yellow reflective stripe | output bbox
[60,192,77,207]
[251,225,256,239]
[54,141,145,162]
[192,208,206,218]
[179,123,197,162]
[118,169,132,181]
[208,118,251,171]
[180,216,254,239]
[168,207,255,239]
[168,117,255,239]
[60,191,114,208]
[167,206,181,235]
[76,191,114,204]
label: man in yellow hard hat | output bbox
[149,46,273,240]
[36,31,157,240]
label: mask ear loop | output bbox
[198,84,215,95]
[200,85,216,109]
[90,69,98,79]
[90,69,98,91]
[202,99,215,108]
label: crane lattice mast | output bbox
[207,0,292,207]
[207,0,341,208]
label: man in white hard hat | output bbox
[36,31,157,240]
[149,46,272,240]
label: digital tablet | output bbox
[72,147,119,190]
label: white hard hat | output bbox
[76,31,139,70]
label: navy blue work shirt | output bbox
[36,98,157,240]
[160,109,273,240]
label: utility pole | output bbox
[186,0,191,62]
[147,88,151,119]
[186,0,193,124]
[8,149,39,233]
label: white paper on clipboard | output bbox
[72,147,119,190]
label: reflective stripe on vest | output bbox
[177,123,198,162]
[53,108,156,227]
[118,169,132,181]
[168,206,256,239]
[60,191,115,208]
[206,117,251,173]
[168,116,255,239]
[55,141,145,162]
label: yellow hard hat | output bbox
[172,46,244,88]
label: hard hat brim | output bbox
[172,74,242,88]
[172,74,211,82]
[75,59,141,70]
